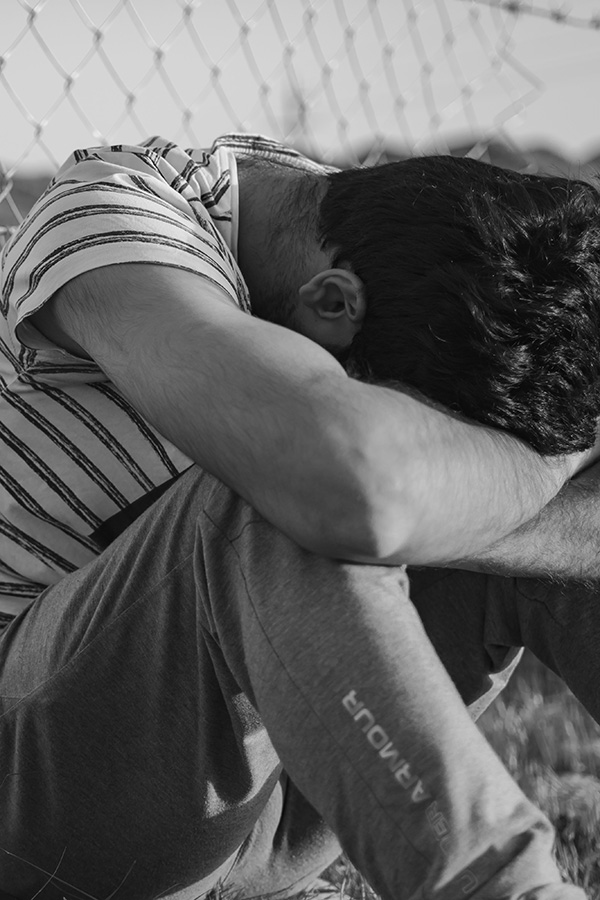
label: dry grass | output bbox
[478,651,600,896]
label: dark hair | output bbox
[319,156,600,454]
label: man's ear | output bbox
[298,268,367,324]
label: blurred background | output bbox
[3,0,600,892]
[2,0,600,228]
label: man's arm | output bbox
[448,460,600,580]
[32,262,578,563]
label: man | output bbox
[0,134,594,899]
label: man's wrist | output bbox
[565,441,600,478]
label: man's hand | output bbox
[32,262,572,564]
[448,457,600,580]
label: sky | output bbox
[2,0,600,174]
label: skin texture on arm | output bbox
[449,459,600,581]
[31,262,580,564]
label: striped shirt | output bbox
[0,133,329,623]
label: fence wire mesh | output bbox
[1,0,600,236]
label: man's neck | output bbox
[235,158,282,281]
[234,156,332,323]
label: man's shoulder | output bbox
[210,132,339,175]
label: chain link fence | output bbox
[2,0,600,236]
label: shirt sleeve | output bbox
[1,140,246,351]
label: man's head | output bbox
[315,156,600,455]
[237,150,600,455]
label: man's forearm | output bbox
[347,385,580,565]
[35,263,577,565]
[448,460,600,580]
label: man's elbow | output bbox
[308,466,415,563]
[276,406,419,562]
[337,498,414,563]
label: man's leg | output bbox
[409,567,600,725]
[492,576,600,723]
[0,469,581,900]
[0,470,337,900]
[408,568,524,719]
